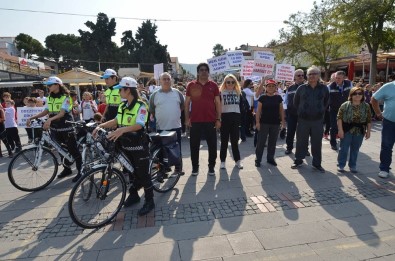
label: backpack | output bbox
[239,91,250,113]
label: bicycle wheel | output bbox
[68,166,126,229]
[8,147,58,192]
[150,147,180,193]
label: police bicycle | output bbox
[68,128,181,229]
[7,119,102,192]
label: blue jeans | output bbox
[337,132,364,169]
[380,118,395,172]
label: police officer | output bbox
[101,69,121,122]
[328,71,353,150]
[93,77,154,216]
[27,76,82,182]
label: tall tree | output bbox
[212,44,225,57]
[14,33,44,58]
[78,13,118,71]
[330,0,395,83]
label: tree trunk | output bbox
[369,49,377,84]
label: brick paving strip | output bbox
[0,180,393,241]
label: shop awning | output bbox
[0,81,37,88]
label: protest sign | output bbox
[275,64,295,81]
[252,60,275,77]
[207,55,230,74]
[226,51,244,66]
[254,51,275,61]
[244,75,262,83]
[154,63,164,80]
[240,60,254,77]
[17,107,45,128]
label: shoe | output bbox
[291,160,303,169]
[8,152,13,158]
[378,171,389,179]
[191,167,199,176]
[306,151,311,157]
[285,150,292,155]
[220,162,226,169]
[124,193,141,207]
[57,168,73,178]
[267,159,277,166]
[337,166,345,173]
[14,147,22,153]
[279,128,286,139]
[331,146,338,151]
[138,200,155,216]
[72,173,82,182]
[350,168,358,174]
[312,164,325,173]
[164,167,172,173]
[255,161,261,167]
[208,167,215,176]
[171,169,184,177]
[236,160,243,169]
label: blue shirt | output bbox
[373,81,395,122]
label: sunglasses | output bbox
[226,81,235,84]
[296,75,304,77]
[352,92,363,96]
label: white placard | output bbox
[251,60,275,77]
[154,63,164,80]
[207,55,230,74]
[254,51,275,61]
[244,75,262,83]
[226,50,245,66]
[275,64,295,81]
[17,107,45,128]
[240,60,255,77]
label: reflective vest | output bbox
[117,100,147,127]
[105,88,121,106]
[47,95,73,128]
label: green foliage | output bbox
[14,33,44,58]
[212,44,225,57]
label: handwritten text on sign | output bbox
[226,51,244,66]
[207,55,230,74]
[252,60,275,77]
[241,60,255,77]
[17,107,45,128]
[254,51,275,61]
[275,64,295,81]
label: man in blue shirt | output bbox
[371,75,395,179]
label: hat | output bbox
[43,76,63,85]
[101,69,117,79]
[113,77,138,89]
[265,79,277,85]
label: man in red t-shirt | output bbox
[185,63,221,176]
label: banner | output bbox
[244,75,262,83]
[226,51,244,67]
[154,63,164,80]
[207,55,230,74]
[240,60,254,77]
[254,51,275,61]
[251,60,275,77]
[17,107,45,128]
[18,58,45,70]
[275,64,295,81]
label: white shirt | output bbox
[4,107,17,128]
[242,88,255,107]
[79,100,98,120]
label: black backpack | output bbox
[239,91,250,113]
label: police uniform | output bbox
[104,85,121,121]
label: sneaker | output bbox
[255,161,261,167]
[236,160,243,169]
[312,164,325,173]
[124,193,141,207]
[57,168,73,178]
[14,147,22,153]
[220,162,226,169]
[171,169,184,178]
[349,168,358,174]
[267,159,277,166]
[285,150,292,155]
[138,200,155,216]
[72,173,82,182]
[191,167,199,176]
[337,166,345,173]
[208,167,215,176]
[291,160,303,169]
[378,171,389,179]
[331,145,338,151]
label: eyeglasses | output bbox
[307,73,319,76]
[352,92,363,96]
[296,75,304,77]
[226,81,235,84]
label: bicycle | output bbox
[7,119,102,192]
[68,129,181,229]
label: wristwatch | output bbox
[216,118,221,122]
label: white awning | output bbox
[0,81,37,88]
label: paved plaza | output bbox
[0,122,394,260]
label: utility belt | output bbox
[118,130,149,151]
[108,103,120,107]
[50,127,74,132]
[342,122,367,134]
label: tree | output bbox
[78,13,118,71]
[277,1,352,79]
[330,0,395,83]
[212,44,225,57]
[14,33,44,58]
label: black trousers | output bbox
[286,113,298,151]
[190,122,217,169]
[220,113,241,162]
[0,124,12,153]
[255,123,280,163]
[51,130,82,172]
[324,110,330,135]
[6,127,21,149]
[295,119,324,166]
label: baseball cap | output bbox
[101,69,117,79]
[43,76,63,85]
[113,77,138,89]
[265,79,277,85]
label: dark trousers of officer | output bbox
[330,109,339,147]
[190,122,217,169]
[51,130,82,172]
[286,113,298,151]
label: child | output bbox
[0,103,13,157]
[93,112,102,124]
[80,92,98,123]
[24,97,37,144]
[4,100,22,153]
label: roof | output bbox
[57,67,105,85]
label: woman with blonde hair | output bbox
[219,74,243,169]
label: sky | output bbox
[0,0,317,66]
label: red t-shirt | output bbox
[98,103,107,115]
[186,80,219,122]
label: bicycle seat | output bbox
[149,131,177,145]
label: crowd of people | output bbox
[1,63,394,216]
